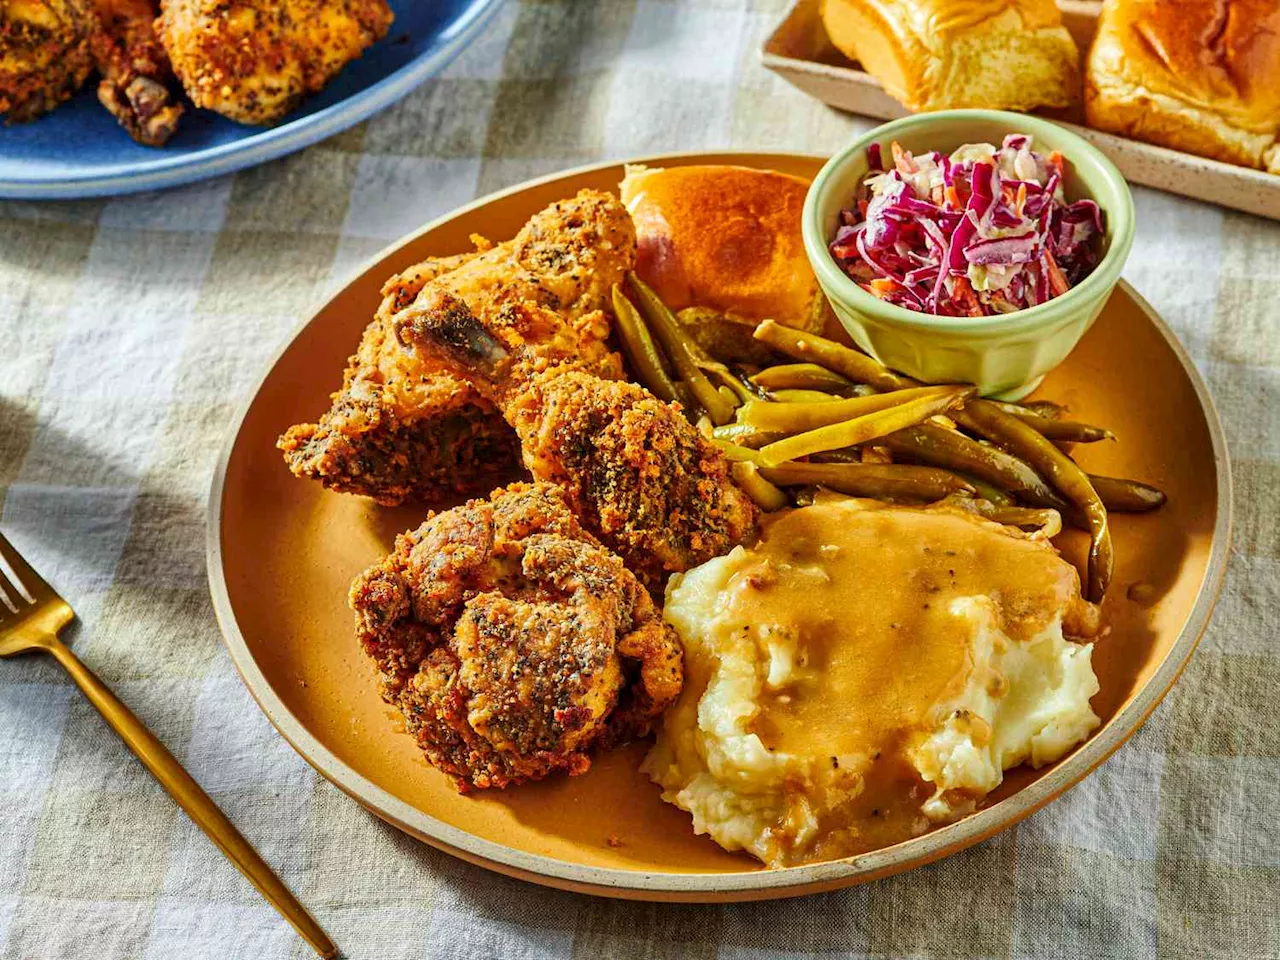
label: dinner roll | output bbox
[819,0,1079,112]
[1085,0,1280,173]
[619,164,827,331]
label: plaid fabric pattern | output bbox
[1,2,1276,957]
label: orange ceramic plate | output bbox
[207,153,1231,902]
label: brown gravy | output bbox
[722,498,1087,862]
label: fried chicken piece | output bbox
[280,190,633,506]
[156,0,393,126]
[0,0,95,121]
[279,249,520,506]
[351,482,683,792]
[394,292,759,593]
[90,0,182,145]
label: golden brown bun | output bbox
[819,0,1079,112]
[619,164,825,330]
[1085,0,1280,173]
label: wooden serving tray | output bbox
[762,0,1280,220]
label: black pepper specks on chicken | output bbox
[279,191,630,506]
[157,0,393,126]
[350,482,684,792]
[390,192,758,593]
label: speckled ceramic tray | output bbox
[207,153,1231,902]
[763,0,1280,220]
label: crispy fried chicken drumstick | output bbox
[393,270,758,592]
[351,483,683,792]
[279,190,634,506]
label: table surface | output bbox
[2,2,1277,958]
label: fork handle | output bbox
[45,637,338,959]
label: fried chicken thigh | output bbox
[393,275,758,593]
[157,0,393,126]
[351,483,683,791]
[280,190,633,506]
[1,0,95,121]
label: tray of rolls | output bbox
[763,0,1280,220]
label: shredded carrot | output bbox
[1044,249,1070,296]
[944,185,961,209]
[931,184,945,205]
[951,275,985,317]
[869,278,898,295]
[891,141,916,175]
[1048,151,1064,177]
[1015,182,1027,216]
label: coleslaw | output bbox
[829,135,1103,317]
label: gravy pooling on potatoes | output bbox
[646,498,1102,867]
[727,503,1089,860]
[736,504,1083,748]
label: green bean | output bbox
[611,285,680,405]
[629,273,738,426]
[1089,475,1168,513]
[880,422,1075,518]
[992,404,1115,442]
[750,363,857,393]
[731,462,789,511]
[713,439,761,463]
[757,388,975,467]
[959,399,1112,602]
[739,385,960,433]
[712,423,787,449]
[758,462,975,502]
[753,320,913,391]
[957,474,1015,505]
[678,306,781,367]
[1002,399,1068,420]
[988,506,1062,532]
[952,499,1064,536]
[699,362,756,404]
[770,389,844,403]
[809,448,862,464]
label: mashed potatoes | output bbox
[642,498,1102,867]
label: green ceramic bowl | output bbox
[803,110,1135,399]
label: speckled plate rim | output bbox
[206,152,1233,902]
[0,0,506,200]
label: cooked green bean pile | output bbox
[610,278,1167,603]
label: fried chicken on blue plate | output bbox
[279,190,634,506]
[91,0,182,145]
[0,0,96,121]
[157,0,393,126]
[350,482,683,792]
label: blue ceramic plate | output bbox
[0,0,505,199]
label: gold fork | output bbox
[0,530,337,959]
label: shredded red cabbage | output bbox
[829,135,1103,317]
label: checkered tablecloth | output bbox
[2,2,1277,957]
